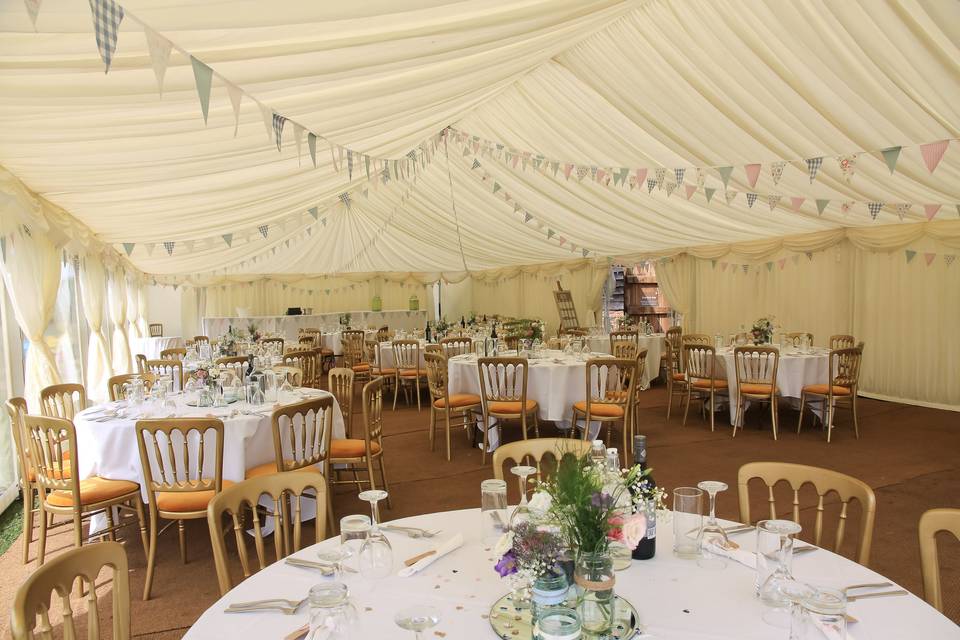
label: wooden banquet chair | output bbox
[663,341,688,421]
[243,397,334,536]
[611,340,638,360]
[193,335,210,346]
[784,332,814,347]
[572,357,636,466]
[440,336,472,358]
[492,437,592,485]
[682,344,728,433]
[918,508,960,613]
[609,330,639,355]
[376,326,390,343]
[143,358,184,392]
[207,471,329,597]
[160,347,187,360]
[108,373,157,402]
[297,334,317,350]
[625,350,648,456]
[829,334,856,350]
[26,415,148,566]
[6,397,42,564]
[272,365,303,388]
[424,352,481,461]
[329,377,391,508]
[11,541,131,640]
[135,417,226,599]
[261,336,284,352]
[135,353,147,374]
[328,367,355,438]
[282,350,317,388]
[682,333,711,345]
[424,344,442,355]
[798,346,863,442]
[215,355,249,383]
[477,357,539,465]
[737,462,876,566]
[148,322,163,337]
[342,329,366,367]
[732,346,780,439]
[392,339,426,411]
[39,383,87,421]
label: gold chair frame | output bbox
[135,353,147,374]
[918,507,960,613]
[261,337,285,352]
[329,378,391,508]
[392,339,425,411]
[193,335,210,346]
[143,359,184,392]
[6,397,40,564]
[798,347,862,442]
[108,373,157,402]
[160,347,187,360]
[663,341,688,421]
[282,350,317,389]
[492,437,592,483]
[40,383,87,421]
[440,336,473,358]
[784,332,814,347]
[609,330,639,355]
[681,333,711,345]
[148,322,163,337]
[425,352,481,461]
[572,357,636,466]
[477,357,539,464]
[682,344,728,432]
[732,346,780,439]
[829,334,856,350]
[328,367,355,438]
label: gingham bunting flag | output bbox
[24,0,42,29]
[271,114,286,151]
[894,204,912,221]
[790,197,805,212]
[724,190,738,205]
[471,159,480,170]
[582,248,589,258]
[655,167,666,189]
[945,254,956,267]
[524,212,533,223]
[87,0,124,73]
[744,163,761,189]
[741,264,749,274]
[769,161,786,185]
[674,168,686,184]
[836,154,859,181]
[646,179,656,193]
[338,192,352,210]
[258,225,269,238]
[767,195,781,211]
[920,140,949,173]
[347,150,354,179]
[746,193,758,208]
[144,27,173,96]
[867,202,884,220]
[816,199,830,215]
[924,204,941,220]
[163,241,175,256]
[665,182,677,197]
[576,166,589,181]
[805,157,823,183]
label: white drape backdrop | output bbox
[108,270,132,374]
[126,275,142,340]
[78,256,113,403]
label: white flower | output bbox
[493,531,514,556]
[528,491,552,515]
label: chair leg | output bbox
[771,395,778,441]
[105,506,116,542]
[709,392,716,432]
[797,392,806,434]
[392,375,400,410]
[143,512,158,600]
[72,511,83,549]
[851,394,860,439]
[132,497,149,558]
[682,387,692,426]
[415,377,422,412]
[37,503,48,566]
[481,411,489,465]
[377,456,392,509]
[444,409,452,462]
[826,398,835,443]
[666,379,673,420]
[732,395,742,437]
[178,519,188,564]
[533,411,540,438]
[428,407,436,452]
[21,489,34,564]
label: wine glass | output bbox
[394,605,441,639]
[278,371,296,397]
[358,490,393,579]
[696,480,730,569]
[757,519,804,627]
[508,465,537,527]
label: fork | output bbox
[847,590,908,602]
[382,525,441,538]
[225,596,307,614]
[843,582,893,593]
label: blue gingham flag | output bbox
[88,0,124,73]
[867,202,884,220]
[746,193,758,208]
[163,241,175,256]
[272,114,286,151]
[674,167,686,184]
[806,157,823,183]
[258,224,269,238]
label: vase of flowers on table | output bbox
[751,315,777,345]
[494,521,564,612]
[246,322,262,343]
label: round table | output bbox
[184,508,958,639]
[131,336,185,360]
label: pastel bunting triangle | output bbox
[920,140,949,173]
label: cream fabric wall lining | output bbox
[78,257,112,403]
[108,270,132,374]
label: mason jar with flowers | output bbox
[751,315,777,345]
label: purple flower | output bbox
[495,551,518,577]
[591,492,613,509]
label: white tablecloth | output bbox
[131,336,185,360]
[203,311,428,342]
[184,508,958,639]
[73,390,346,505]
[587,334,665,390]
[713,347,830,424]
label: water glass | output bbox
[790,587,847,640]
[480,479,508,546]
[307,582,358,640]
[339,515,371,573]
[672,487,704,559]
[533,607,581,640]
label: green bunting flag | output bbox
[881,146,901,174]
[308,133,318,168]
[905,249,917,263]
[717,166,734,188]
[190,57,214,124]
[222,234,232,247]
[308,207,319,220]
[704,187,716,203]
[816,199,830,215]
[122,243,135,256]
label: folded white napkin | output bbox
[706,539,816,570]
[398,533,464,577]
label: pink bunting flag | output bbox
[920,140,949,173]
[720,262,728,272]
[596,168,607,183]
[777,258,786,270]
[563,164,574,179]
[790,197,805,212]
[744,163,761,189]
[924,253,936,266]
[924,204,941,220]
[684,184,696,200]
[635,168,648,185]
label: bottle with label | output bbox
[461,315,466,328]
[631,434,657,560]
[425,321,432,343]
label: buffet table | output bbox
[203,311,428,342]
[131,336,185,360]
[183,508,958,639]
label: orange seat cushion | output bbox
[27,461,72,483]
[671,372,686,381]
[691,378,728,389]
[434,393,482,409]
[245,461,323,478]
[740,383,774,395]
[573,401,625,418]
[46,477,139,507]
[399,368,421,377]
[320,348,334,356]
[330,439,382,458]
[604,390,630,401]
[803,384,852,396]
[156,480,235,513]
[352,364,371,372]
[488,400,538,414]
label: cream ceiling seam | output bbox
[442,134,471,274]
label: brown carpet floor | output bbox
[1,383,958,637]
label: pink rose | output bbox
[621,513,647,549]
[606,515,625,542]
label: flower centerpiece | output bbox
[339,313,351,328]
[246,322,262,342]
[434,315,452,338]
[751,315,777,344]
[219,325,241,356]
[494,521,564,584]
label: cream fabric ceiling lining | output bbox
[0,0,958,277]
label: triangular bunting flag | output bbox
[258,224,268,238]
[769,161,786,185]
[338,192,351,210]
[524,212,532,223]
[563,164,574,179]
[805,252,813,261]
[746,193,758,208]
[923,252,936,266]
[744,163,761,189]
[704,187,716,203]
[837,154,858,181]
[766,262,773,272]
[0,236,5,262]
[905,250,917,263]
[724,190,738,205]
[222,234,232,247]
[895,204,912,221]
[163,241,175,256]
[87,0,124,73]
[655,168,666,189]
[920,140,949,173]
[259,103,275,143]
[945,254,956,267]
[717,166,734,188]
[308,207,319,220]
[226,83,243,137]
[24,0,41,29]
[492,182,501,194]
[767,195,781,211]
[582,249,589,258]
[471,159,481,170]
[777,258,786,270]
[841,201,855,215]
[190,57,214,124]
[145,243,155,256]
[805,157,823,183]
[646,179,656,194]
[307,132,318,167]
[790,197,805,212]
[741,264,749,274]
[710,259,717,269]
[635,168,648,185]
[684,184,696,200]
[272,114,286,151]
[720,262,728,272]
[867,202,884,220]
[695,168,705,188]
[816,199,830,215]
[665,182,677,197]
[881,146,901,174]
[674,168,686,185]
[144,27,173,96]
[923,204,941,220]
[547,229,555,239]
[792,255,801,265]
[122,242,134,256]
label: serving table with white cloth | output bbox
[203,311,428,342]
[184,508,958,639]
[587,333,665,390]
[131,336,185,360]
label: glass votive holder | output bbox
[480,479,508,546]
[533,606,581,640]
[790,586,846,640]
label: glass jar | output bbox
[790,586,846,640]
[307,582,358,639]
[480,479,508,546]
[573,552,615,636]
[534,606,581,640]
[531,571,570,629]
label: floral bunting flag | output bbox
[227,83,243,137]
[841,201,855,214]
[924,204,941,220]
[895,204,912,220]
[674,168,686,184]
[867,202,884,220]
[816,199,830,215]
[767,195,781,211]
[654,167,666,189]
[24,0,42,29]
[744,163,761,189]
[881,146,901,174]
[191,57,214,124]
[790,197,805,212]
[665,182,677,197]
[805,157,823,183]
[695,167,705,188]
[746,193,757,208]
[163,241,175,256]
[769,161,786,185]
[87,0,124,73]
[144,27,173,96]
[837,153,858,181]
[724,190,738,205]
[920,140,949,173]
[717,166,734,188]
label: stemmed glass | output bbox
[394,605,441,639]
[508,465,537,527]
[696,480,730,569]
[358,490,393,579]
[757,519,804,627]
[278,371,296,397]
